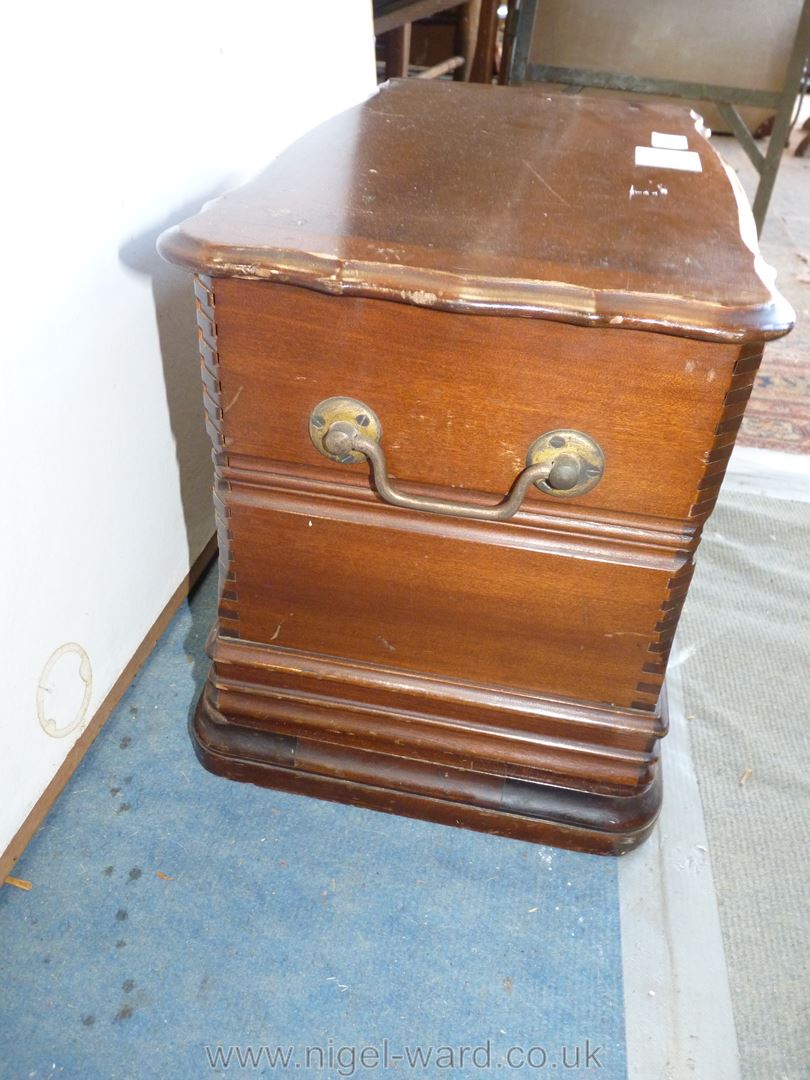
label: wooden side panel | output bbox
[211,280,739,524]
[227,491,673,709]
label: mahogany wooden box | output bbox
[159,80,792,854]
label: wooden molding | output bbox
[193,683,664,855]
[0,534,218,886]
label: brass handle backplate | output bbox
[309,397,604,521]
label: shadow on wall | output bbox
[119,189,235,705]
[118,188,232,581]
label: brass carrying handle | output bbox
[309,397,604,522]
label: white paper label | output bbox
[634,145,703,172]
[651,131,689,150]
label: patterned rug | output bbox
[712,128,810,457]
[739,347,810,454]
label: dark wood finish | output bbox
[212,280,740,523]
[159,80,793,344]
[194,687,663,855]
[228,497,670,707]
[159,82,792,854]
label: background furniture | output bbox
[374,0,492,81]
[507,0,810,233]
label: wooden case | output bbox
[159,80,792,854]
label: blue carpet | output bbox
[0,565,627,1079]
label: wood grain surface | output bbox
[213,279,741,522]
[159,80,793,343]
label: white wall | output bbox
[1,2,376,854]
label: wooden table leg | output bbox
[470,0,499,82]
[385,23,412,78]
[456,0,482,81]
